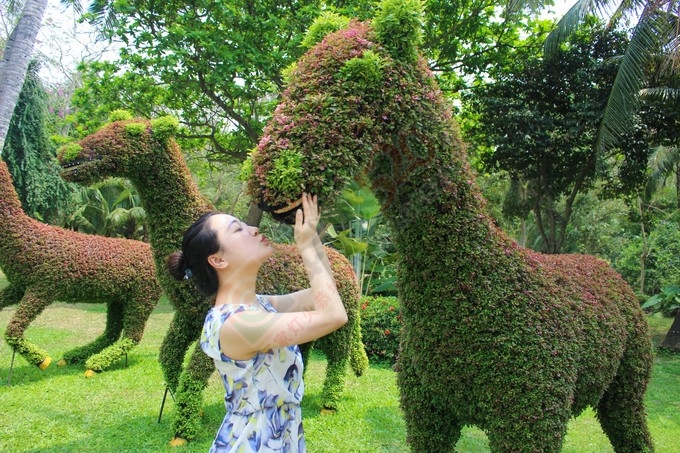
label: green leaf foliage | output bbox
[125,122,146,136]
[57,142,83,164]
[267,148,305,200]
[338,49,385,91]
[108,109,134,122]
[150,115,179,139]
[463,18,646,253]
[301,11,351,49]
[642,285,680,318]
[372,0,423,61]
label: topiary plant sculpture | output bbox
[244,1,655,451]
[59,116,368,442]
[0,157,160,375]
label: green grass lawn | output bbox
[0,272,678,452]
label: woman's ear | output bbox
[208,253,229,270]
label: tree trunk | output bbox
[660,311,680,351]
[0,0,48,151]
[244,201,263,227]
[637,195,648,295]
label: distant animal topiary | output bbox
[244,1,655,451]
[59,115,368,443]
[0,157,161,375]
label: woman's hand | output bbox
[294,193,320,250]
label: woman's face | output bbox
[208,214,273,272]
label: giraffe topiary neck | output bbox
[0,159,33,234]
[128,140,212,260]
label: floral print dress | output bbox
[200,296,305,452]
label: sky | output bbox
[32,0,579,84]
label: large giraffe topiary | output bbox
[243,1,655,451]
[58,116,368,442]
[0,157,161,374]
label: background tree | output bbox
[2,60,75,223]
[546,0,679,154]
[0,0,49,149]
[423,0,551,92]
[464,19,646,253]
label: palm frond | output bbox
[648,145,679,178]
[544,0,615,55]
[59,0,82,15]
[127,206,147,222]
[645,145,679,199]
[86,0,117,30]
[544,0,652,55]
[504,0,544,17]
[640,86,680,104]
[596,7,673,153]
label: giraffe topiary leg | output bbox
[61,300,124,365]
[348,314,368,377]
[397,345,463,453]
[596,330,654,453]
[171,343,215,441]
[85,292,157,373]
[319,354,348,411]
[485,393,571,453]
[159,311,204,392]
[4,289,53,368]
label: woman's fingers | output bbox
[295,204,303,229]
[301,193,319,222]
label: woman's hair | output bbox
[167,211,222,297]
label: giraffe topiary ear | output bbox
[108,109,134,122]
[150,116,179,139]
[372,0,424,62]
[301,11,351,49]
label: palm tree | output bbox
[545,0,679,154]
[0,0,49,150]
[67,177,148,240]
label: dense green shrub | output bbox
[359,296,401,363]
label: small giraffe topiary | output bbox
[0,157,161,374]
[244,1,655,451]
[58,116,368,442]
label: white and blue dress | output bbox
[200,296,305,452]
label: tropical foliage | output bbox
[2,60,75,224]
[66,177,147,240]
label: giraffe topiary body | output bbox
[244,1,655,451]
[59,117,368,441]
[0,157,161,374]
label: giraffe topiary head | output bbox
[245,0,463,223]
[58,115,180,185]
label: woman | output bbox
[167,193,347,452]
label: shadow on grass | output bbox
[1,354,141,388]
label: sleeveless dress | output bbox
[200,296,306,453]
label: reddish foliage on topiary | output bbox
[0,157,161,373]
[246,2,655,451]
[59,117,368,441]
